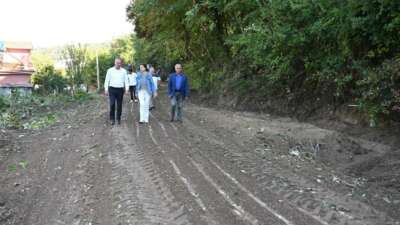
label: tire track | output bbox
[169,160,207,212]
[180,114,398,225]
[122,102,192,225]
[139,121,219,225]
[152,93,398,225]
[149,111,296,225]
[105,103,192,225]
[148,112,255,225]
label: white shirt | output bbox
[152,76,161,91]
[127,72,137,86]
[104,67,129,91]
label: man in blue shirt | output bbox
[168,63,189,122]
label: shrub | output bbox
[32,65,67,94]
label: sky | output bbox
[0,0,133,48]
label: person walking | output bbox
[168,63,189,122]
[104,58,129,125]
[127,64,138,103]
[149,66,161,110]
[136,64,155,124]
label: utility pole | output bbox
[96,49,100,92]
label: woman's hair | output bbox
[139,64,148,72]
[127,64,135,72]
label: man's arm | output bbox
[168,74,173,97]
[124,72,129,93]
[148,76,155,94]
[184,76,189,98]
[104,69,110,94]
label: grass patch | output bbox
[22,114,57,130]
[19,160,28,169]
[0,90,96,129]
[7,164,17,172]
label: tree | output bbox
[61,44,89,94]
[84,36,135,92]
[86,47,115,91]
[110,35,135,64]
[32,65,67,94]
[126,0,400,123]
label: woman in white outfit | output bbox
[136,64,155,124]
[127,64,138,103]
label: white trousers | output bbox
[138,89,151,122]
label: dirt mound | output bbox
[317,133,370,165]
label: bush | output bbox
[73,90,95,102]
[128,0,400,125]
[356,58,400,126]
[0,96,9,112]
[32,65,67,94]
[0,90,95,129]
[22,114,57,130]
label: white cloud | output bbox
[0,0,133,47]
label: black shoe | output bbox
[170,118,174,122]
[111,120,115,125]
[117,120,121,125]
[139,121,144,124]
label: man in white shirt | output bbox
[104,58,129,125]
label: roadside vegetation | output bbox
[127,0,400,126]
[0,90,94,129]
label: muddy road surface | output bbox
[1,87,399,225]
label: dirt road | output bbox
[1,87,399,225]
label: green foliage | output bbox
[0,90,94,129]
[356,58,400,125]
[22,114,56,130]
[7,164,17,172]
[128,0,400,125]
[72,90,95,102]
[61,44,89,94]
[0,112,21,129]
[85,36,136,91]
[32,65,67,94]
[0,96,9,112]
[19,160,28,169]
[86,48,115,91]
[2,90,33,128]
[7,161,28,172]
[110,35,135,63]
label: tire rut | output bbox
[106,102,191,225]
[180,111,398,225]
[152,91,398,225]
[149,102,301,225]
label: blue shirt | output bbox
[175,74,183,90]
[168,73,189,97]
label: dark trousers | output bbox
[129,85,137,100]
[109,87,124,121]
[171,92,184,121]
